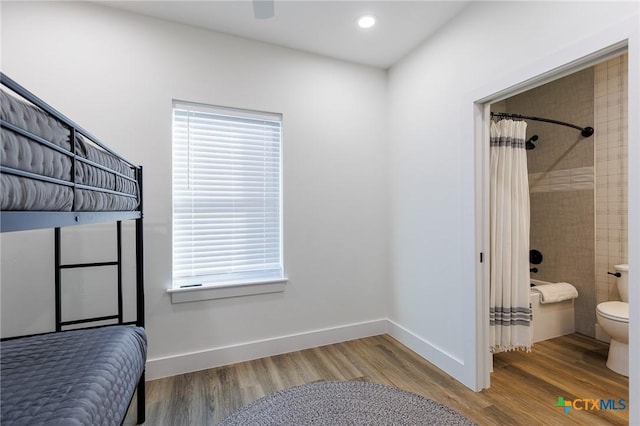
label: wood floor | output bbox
[128,333,629,425]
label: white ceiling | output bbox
[98,1,470,69]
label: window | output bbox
[172,101,283,291]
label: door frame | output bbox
[468,15,639,423]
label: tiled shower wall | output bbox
[594,54,628,305]
[496,68,597,337]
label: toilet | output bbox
[596,264,629,376]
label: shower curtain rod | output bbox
[491,112,594,137]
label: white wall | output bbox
[0,2,388,375]
[387,0,638,396]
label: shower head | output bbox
[525,134,538,150]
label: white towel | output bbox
[531,282,579,304]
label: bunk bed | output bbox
[0,72,146,425]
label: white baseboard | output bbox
[146,319,468,384]
[146,319,389,380]
[386,319,466,383]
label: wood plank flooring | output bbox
[127,333,628,425]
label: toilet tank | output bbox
[615,264,628,302]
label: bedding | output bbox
[0,89,139,211]
[75,187,138,211]
[0,89,71,151]
[1,174,73,210]
[0,326,147,426]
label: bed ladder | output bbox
[54,222,124,329]
[54,216,146,424]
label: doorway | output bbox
[490,55,628,343]
[472,31,638,408]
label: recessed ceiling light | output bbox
[357,15,376,29]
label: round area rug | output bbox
[218,380,477,425]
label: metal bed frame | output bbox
[0,73,146,424]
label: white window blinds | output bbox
[172,101,282,287]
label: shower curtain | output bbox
[489,119,532,353]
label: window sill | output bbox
[167,278,288,304]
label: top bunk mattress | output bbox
[1,86,140,212]
[0,326,147,426]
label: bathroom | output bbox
[491,53,628,369]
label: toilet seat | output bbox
[597,301,629,323]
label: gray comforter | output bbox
[0,326,147,425]
[0,89,138,211]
